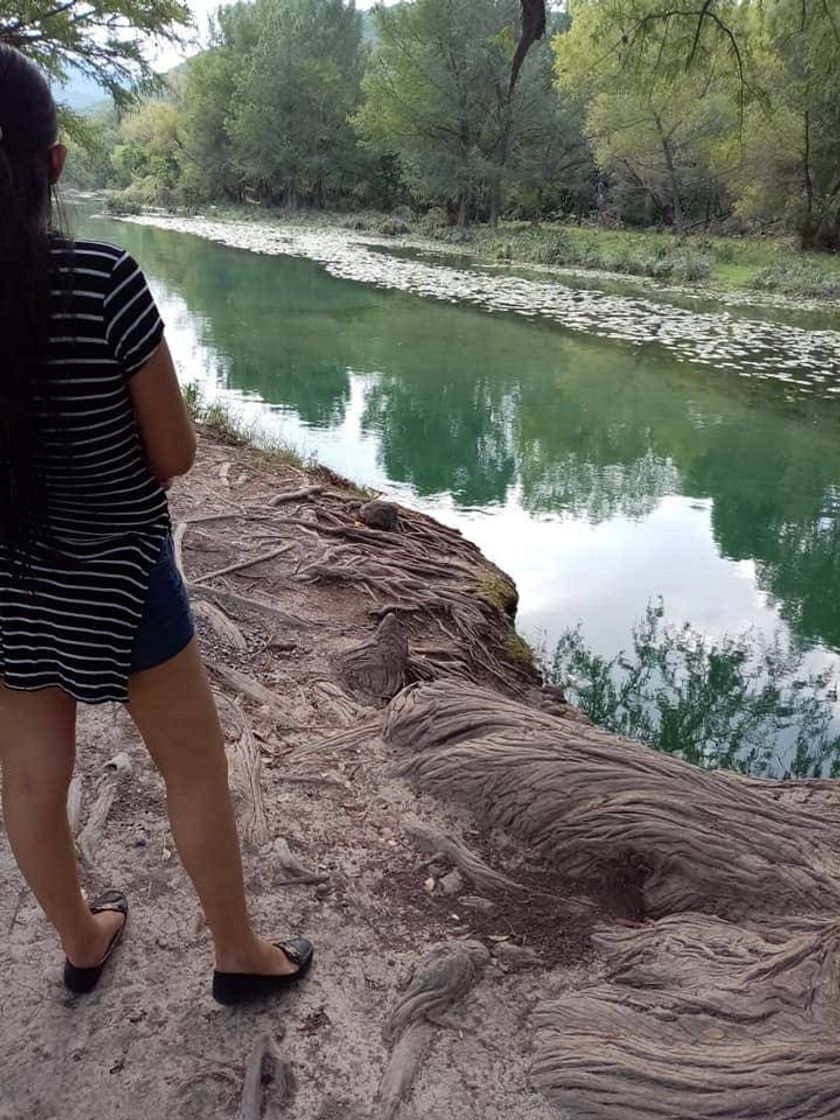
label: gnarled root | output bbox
[377,942,490,1119]
[238,1034,294,1120]
[384,681,840,1119]
[334,613,409,704]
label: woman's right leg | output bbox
[126,639,296,974]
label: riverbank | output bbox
[106,197,840,308]
[3,429,840,1119]
[110,209,840,392]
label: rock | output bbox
[438,870,464,897]
[359,500,399,531]
[423,876,436,895]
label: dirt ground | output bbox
[0,433,592,1120]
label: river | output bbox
[73,204,840,712]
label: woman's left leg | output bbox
[0,683,123,966]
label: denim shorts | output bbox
[129,534,195,673]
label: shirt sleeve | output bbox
[103,251,165,376]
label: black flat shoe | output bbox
[212,938,314,1006]
[63,889,129,995]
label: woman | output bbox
[0,46,313,1003]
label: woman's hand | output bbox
[129,337,197,481]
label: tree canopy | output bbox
[46,0,840,247]
[0,0,190,104]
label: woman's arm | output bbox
[129,337,197,482]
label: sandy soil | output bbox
[0,434,589,1120]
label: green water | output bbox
[76,208,840,682]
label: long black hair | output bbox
[0,45,61,558]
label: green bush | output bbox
[375,216,412,236]
[750,263,840,299]
[416,206,450,233]
[103,193,142,217]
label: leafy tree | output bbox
[179,3,260,202]
[356,0,572,225]
[0,0,190,109]
[723,1,840,248]
[227,0,365,208]
[110,98,184,205]
[554,1,741,232]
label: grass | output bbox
[183,383,304,467]
[506,632,538,670]
[474,572,519,618]
[183,382,373,497]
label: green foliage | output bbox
[103,193,141,215]
[355,0,592,223]
[1,0,190,136]
[750,263,840,299]
[548,601,840,779]
[227,0,366,207]
[51,0,840,251]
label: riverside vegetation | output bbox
[63,0,840,297]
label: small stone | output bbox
[438,870,464,897]
[423,876,436,895]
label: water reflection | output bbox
[81,211,840,665]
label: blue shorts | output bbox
[129,534,195,673]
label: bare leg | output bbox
[126,639,295,974]
[0,683,123,966]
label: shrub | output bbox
[376,216,412,236]
[103,193,141,217]
[750,263,840,299]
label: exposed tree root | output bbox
[251,496,533,696]
[77,754,132,865]
[221,700,269,848]
[334,613,409,704]
[192,599,248,651]
[386,681,840,920]
[377,942,490,1119]
[268,485,323,507]
[532,914,840,1120]
[67,777,83,837]
[383,680,840,1118]
[270,837,329,886]
[238,1034,294,1120]
[403,819,525,897]
[191,544,296,585]
[208,661,289,720]
[187,584,326,631]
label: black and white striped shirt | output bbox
[0,238,169,703]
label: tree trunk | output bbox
[655,115,685,237]
[385,679,840,1119]
[457,192,469,228]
